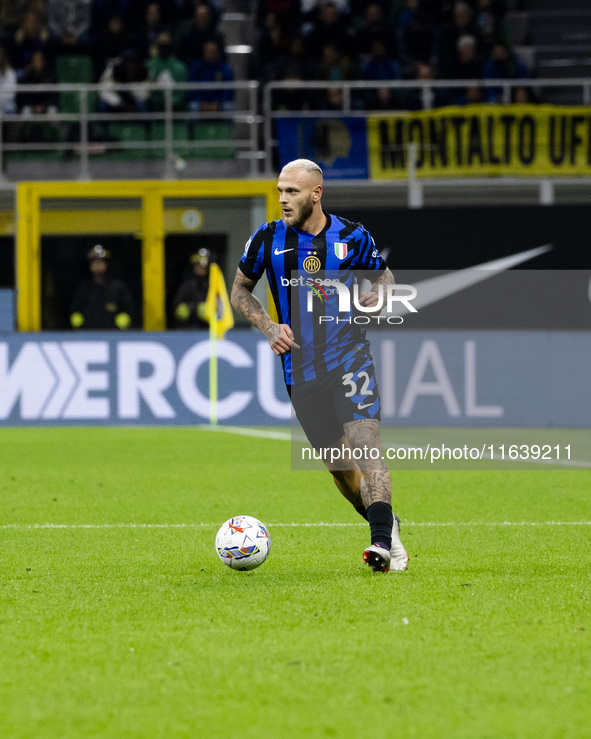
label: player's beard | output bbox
[285,195,314,229]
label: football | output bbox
[215,515,271,571]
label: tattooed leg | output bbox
[343,419,392,507]
[344,418,393,554]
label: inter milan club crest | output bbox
[334,242,348,260]
[303,255,321,273]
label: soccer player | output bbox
[231,158,408,573]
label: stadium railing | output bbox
[0,80,263,179]
[2,77,591,182]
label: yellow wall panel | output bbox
[16,180,280,331]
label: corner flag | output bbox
[199,262,234,426]
[201,262,234,339]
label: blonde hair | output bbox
[280,159,323,180]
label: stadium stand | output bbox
[1,0,591,177]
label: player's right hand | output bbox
[266,323,300,356]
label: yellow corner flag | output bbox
[201,263,234,426]
[201,262,234,339]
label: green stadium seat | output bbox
[106,122,149,160]
[5,122,64,162]
[55,55,95,114]
[150,122,192,160]
[191,122,235,160]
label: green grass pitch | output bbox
[1,427,589,738]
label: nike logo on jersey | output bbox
[357,402,374,410]
[274,247,295,255]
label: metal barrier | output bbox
[2,77,591,180]
[0,80,263,179]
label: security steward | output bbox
[70,245,134,330]
[172,248,211,328]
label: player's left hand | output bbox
[358,291,381,311]
[267,323,300,356]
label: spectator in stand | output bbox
[188,37,233,112]
[175,2,225,68]
[262,35,317,84]
[257,0,301,30]
[315,41,355,111]
[94,14,136,74]
[317,41,354,82]
[482,40,528,102]
[16,49,57,114]
[398,6,436,78]
[147,31,188,110]
[273,58,317,110]
[256,11,289,72]
[172,0,223,26]
[356,3,397,62]
[304,1,354,61]
[476,0,506,55]
[13,49,61,148]
[512,85,539,104]
[0,43,17,114]
[10,8,51,78]
[0,0,26,36]
[28,0,47,25]
[405,60,448,110]
[395,0,421,33]
[456,84,484,104]
[98,48,149,113]
[302,0,351,19]
[90,0,136,35]
[47,0,93,57]
[137,2,168,60]
[446,34,483,87]
[360,39,402,110]
[436,1,482,80]
[324,85,345,110]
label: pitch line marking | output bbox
[1,521,591,531]
[199,425,292,441]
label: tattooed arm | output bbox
[231,269,299,356]
[358,267,395,308]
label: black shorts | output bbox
[288,350,381,450]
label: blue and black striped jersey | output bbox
[239,212,385,385]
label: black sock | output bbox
[354,504,368,521]
[367,502,393,549]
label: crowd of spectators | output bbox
[0,0,234,124]
[257,0,534,109]
[0,0,536,135]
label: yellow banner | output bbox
[368,104,591,179]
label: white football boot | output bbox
[389,515,409,571]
